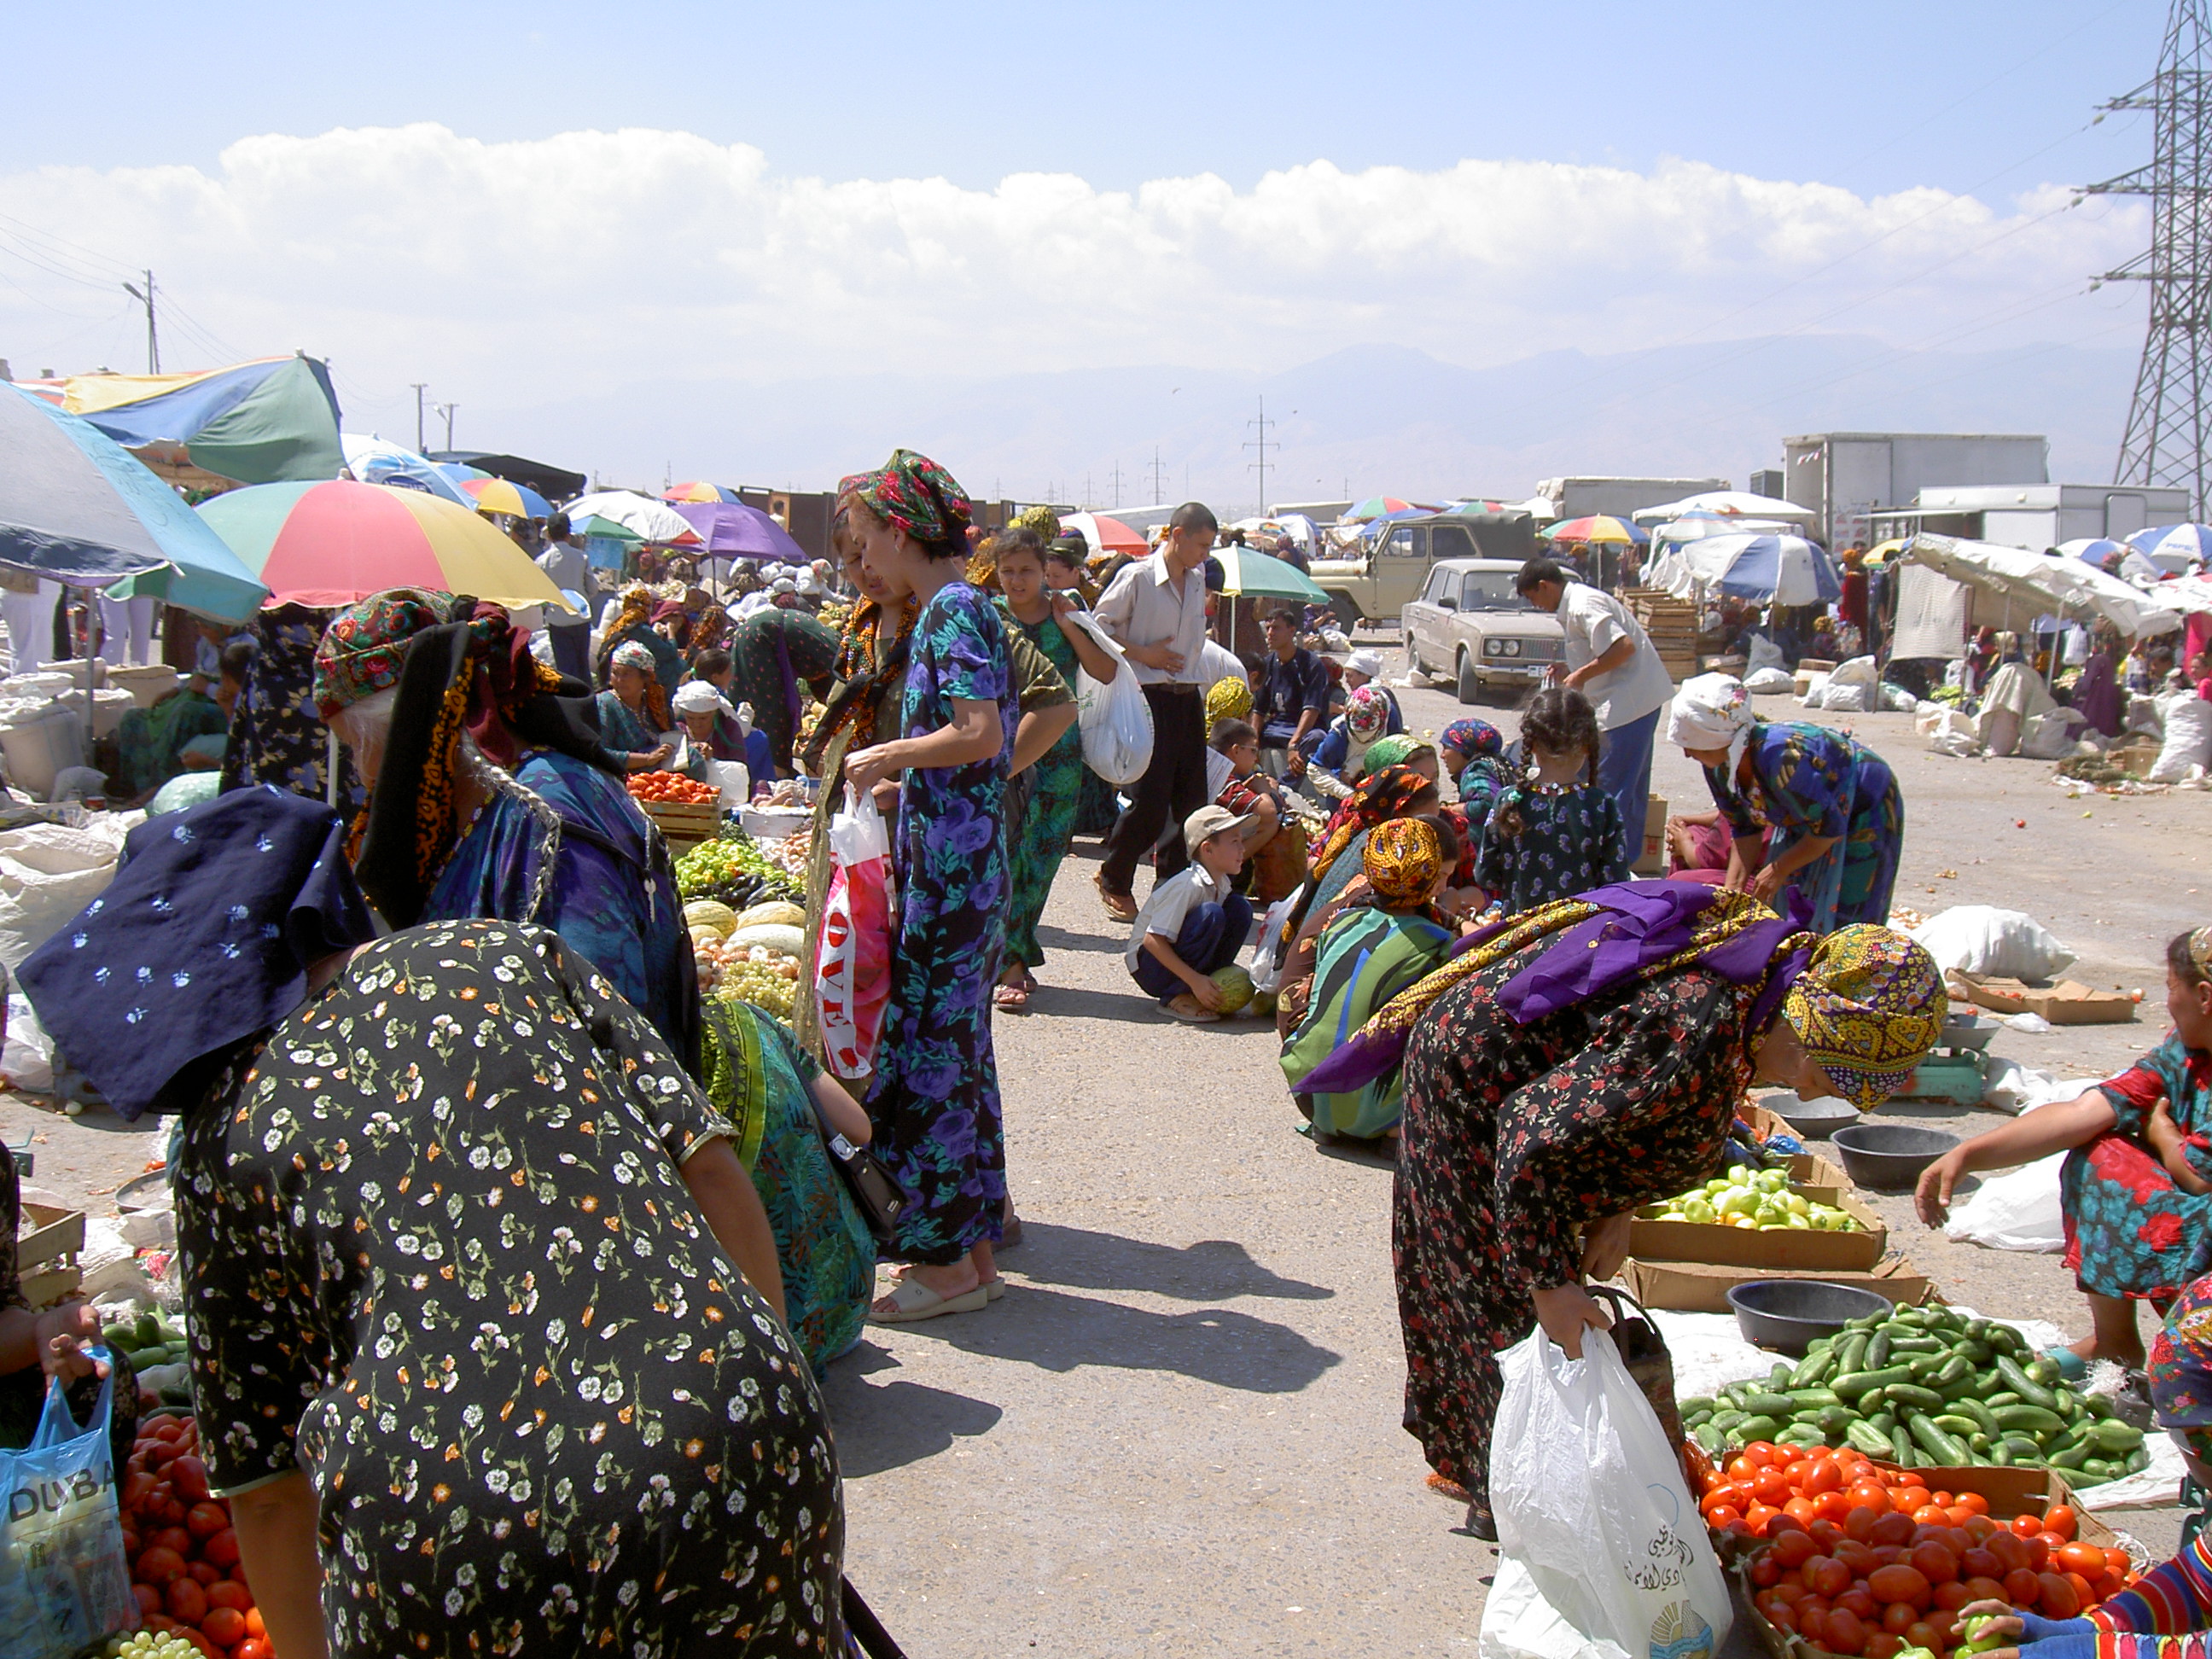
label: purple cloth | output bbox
[1296,880,1810,1097]
[2075,650,2123,739]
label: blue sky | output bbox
[0,2,2176,496]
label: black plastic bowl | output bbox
[1830,1121,1959,1191]
[1726,1279,1895,1355]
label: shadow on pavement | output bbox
[882,1283,1342,1393]
[822,1366,1005,1477]
[1007,1224,1334,1302]
[1032,923,1121,957]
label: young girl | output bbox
[1475,687,1626,916]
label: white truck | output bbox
[1532,475,1730,524]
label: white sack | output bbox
[1909,905,2075,979]
[2151,691,2212,782]
[1944,1152,2068,1254]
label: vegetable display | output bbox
[113,1413,269,1659]
[675,834,804,912]
[1709,1442,2137,1659]
[102,1310,191,1406]
[1645,1166,1862,1232]
[628,771,719,804]
[1684,1304,2147,1488]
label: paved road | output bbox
[9,643,2211,1655]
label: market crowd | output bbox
[18,447,2212,1657]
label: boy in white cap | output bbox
[1124,803,1256,1022]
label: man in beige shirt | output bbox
[1091,502,1219,917]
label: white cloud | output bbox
[0,124,2147,483]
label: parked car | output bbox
[1402,558,1566,704]
[1307,509,1535,626]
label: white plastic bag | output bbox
[1742,666,1793,695]
[2151,692,2212,782]
[1247,895,1298,995]
[1819,681,1872,713]
[1880,682,1919,713]
[0,818,134,972]
[2020,707,2086,760]
[1744,635,1784,676]
[1908,905,2075,979]
[1063,612,1154,788]
[1481,1330,1732,1659]
[0,1363,135,1659]
[1944,1151,2069,1254]
[1924,708,1981,758]
[1829,654,1879,688]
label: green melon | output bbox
[1209,965,1255,1015]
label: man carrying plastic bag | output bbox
[1480,1326,1732,1659]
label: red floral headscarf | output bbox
[836,449,974,550]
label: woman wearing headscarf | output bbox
[593,580,685,694]
[314,591,697,1068]
[726,606,843,778]
[1919,927,2212,1374]
[2072,621,2127,740]
[1300,885,1943,1536]
[1975,630,2059,755]
[218,604,364,811]
[19,791,846,1659]
[595,639,678,771]
[1440,718,1511,831]
[1668,672,1905,933]
[1302,683,1394,793]
[836,451,1018,1322]
[672,677,772,788]
[1281,816,1463,1143]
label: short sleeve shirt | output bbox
[1124,864,1224,970]
[1558,582,1674,730]
[1256,648,1330,746]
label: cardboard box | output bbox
[18,1202,82,1272]
[2116,736,2161,777]
[1633,795,1668,876]
[1741,1103,1857,1187]
[1621,1254,1933,1315]
[1627,1187,1886,1272]
[1951,972,2138,1026]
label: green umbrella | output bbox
[1213,544,1328,602]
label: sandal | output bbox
[869,1276,989,1324]
[1096,874,1139,923]
[993,979,1031,1012]
[1425,1472,1473,1505]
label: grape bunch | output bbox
[106,1635,208,1659]
[719,951,800,1022]
[675,834,803,911]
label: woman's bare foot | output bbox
[2075,1294,2148,1370]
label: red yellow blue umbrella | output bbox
[663,481,741,504]
[1542,515,1649,545]
[197,480,571,610]
[461,475,553,519]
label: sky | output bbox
[0,1,2176,503]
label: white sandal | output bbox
[870,1276,989,1324]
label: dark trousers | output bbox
[1131,892,1254,1002]
[1101,685,1208,894]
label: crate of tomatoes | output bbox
[1699,1439,2134,1659]
[626,771,722,850]
[110,1412,270,1659]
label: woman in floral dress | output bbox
[219,602,364,811]
[1920,928,2212,1371]
[19,789,845,1659]
[1295,888,1944,1538]
[1669,672,1905,932]
[840,451,1019,1322]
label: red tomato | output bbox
[1796,1604,1828,1644]
[1871,1511,1918,1548]
[1987,1531,2029,1574]
[201,1607,248,1648]
[1809,1519,1845,1551]
[1703,1506,1743,1531]
[166,1577,208,1626]
[201,1528,241,1569]
[149,1526,192,1557]
[1871,1544,1906,1569]
[1908,1542,1959,1586]
[1864,1635,1903,1659]
[1906,1621,1943,1654]
[244,1610,265,1640]
[236,1644,271,1659]
[1911,1504,1950,1528]
[131,1583,163,1616]
[2011,1513,2044,1539]
[1836,1540,1880,1579]
[1848,1483,1894,1516]
[122,1470,157,1510]
[186,1501,229,1540]
[1880,1601,1918,1636]
[1744,1442,1782,1466]
[136,1546,186,1586]
[2104,1547,2135,1575]
[1962,1575,2009,1604]
[2046,1505,2080,1542]
[1753,1470,1791,1506]
[1808,1556,1852,1599]
[2005,1567,2044,1607]
[1743,1502,1781,1536]
[1813,1491,1854,1526]
[1959,1546,2001,1581]
[205,1581,251,1612]
[1929,1491,1955,1510]
[1770,1580,1809,1607]
[1866,1563,1933,1609]
[1749,1556,1780,1588]
[2024,1534,2052,1572]
[1892,1470,1930,1491]
[1766,1604,1799,1635]
[1823,1607,1869,1656]
[1726,1456,1760,1482]
[1783,1497,1819,1527]
[1772,1531,1819,1569]
[1933,1580,1973,1612]
[187,1561,222,1586]
[2039,1573,2084,1618]
[2059,1541,2108,1577]
[168,1457,212,1502]
[1845,1505,1883,1543]
[1835,1586,1878,1621]
[1963,1514,1999,1544]
[1802,1458,1845,1497]
[1956,1492,1991,1517]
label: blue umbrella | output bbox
[0,385,267,621]
[1674,533,1840,605]
[2128,523,2212,568]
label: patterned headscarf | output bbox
[1783,925,1947,1110]
[1359,736,1431,780]
[1668,672,1758,776]
[1441,719,1502,762]
[2190,926,2212,983]
[1010,504,1062,541]
[836,448,974,551]
[1310,764,1435,896]
[593,582,660,684]
[2149,1278,2212,1463]
[611,640,658,674]
[1363,818,1446,908]
[1208,675,1254,725]
[312,588,445,718]
[1345,684,1391,745]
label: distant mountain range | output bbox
[482,332,2145,514]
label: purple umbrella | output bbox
[670,500,807,562]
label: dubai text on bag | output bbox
[0,1355,135,1659]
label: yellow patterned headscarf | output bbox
[1207,675,1254,725]
[1784,925,1947,1110]
[1363,818,1445,908]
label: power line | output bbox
[1244,395,1277,515]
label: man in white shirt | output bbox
[536,511,593,598]
[1091,502,1219,918]
[1516,557,1676,871]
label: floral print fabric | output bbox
[1703,721,1904,933]
[172,920,845,1658]
[1394,949,1759,1529]
[2064,1034,2212,1301]
[998,602,1086,972]
[220,603,364,813]
[1474,781,1626,915]
[868,581,1017,1265]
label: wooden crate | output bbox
[18,1202,84,1311]
[641,798,721,852]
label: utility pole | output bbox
[434,401,458,451]
[410,384,428,452]
[1085,470,1093,509]
[1109,460,1126,509]
[120,271,159,374]
[1149,446,1168,503]
[2086,0,2212,513]
[1245,395,1278,518]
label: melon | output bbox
[1209,964,1255,1015]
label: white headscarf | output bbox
[1667,672,1757,774]
[671,679,729,717]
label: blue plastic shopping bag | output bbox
[0,1352,134,1659]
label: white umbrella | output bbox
[2128,523,2212,573]
[562,490,701,544]
[1674,533,1841,605]
[340,433,474,507]
[1901,533,2181,637]
[1653,514,1796,545]
[1633,491,1822,527]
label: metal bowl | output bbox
[1765,1092,1860,1141]
[1831,1121,1960,1191]
[1726,1279,1896,1355]
[1941,1014,2002,1052]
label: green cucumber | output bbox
[1990,1440,2015,1466]
[2088,1419,2145,1454]
[1909,1415,1970,1465]
[1886,1382,1947,1412]
[1997,1355,2059,1409]
[1817,1406,1860,1438]
[1866,1331,1892,1369]
[2047,1440,2093,1470]
[1984,1390,2023,1410]
[1860,1388,1889,1415]
[1957,1340,1993,1365]
[1953,1397,2000,1437]
[1869,1412,1898,1435]
[1788,1388,1842,1410]
[2002,1435,2044,1461]
[1710,1410,1747,1435]
[1835,1332,1871,1373]
[1888,1336,1946,1355]
[1742,1392,1798,1417]
[2126,1447,2151,1473]
[1834,1365,1913,1400]
[1993,1403,2069,1435]
[1930,1354,1976,1388]
[1733,1414,1782,1442]
[1933,1414,1983,1439]
[1890,1423,1916,1464]
[1795,1349,1837,1388]
[1696,1423,1725,1453]
[1846,1421,1895,1456]
[1677,1394,1715,1418]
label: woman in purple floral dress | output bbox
[841,451,1020,1322]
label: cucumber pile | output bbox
[1684,1303,2149,1489]
[102,1308,188,1375]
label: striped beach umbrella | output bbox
[461,475,554,520]
[1543,515,1650,545]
